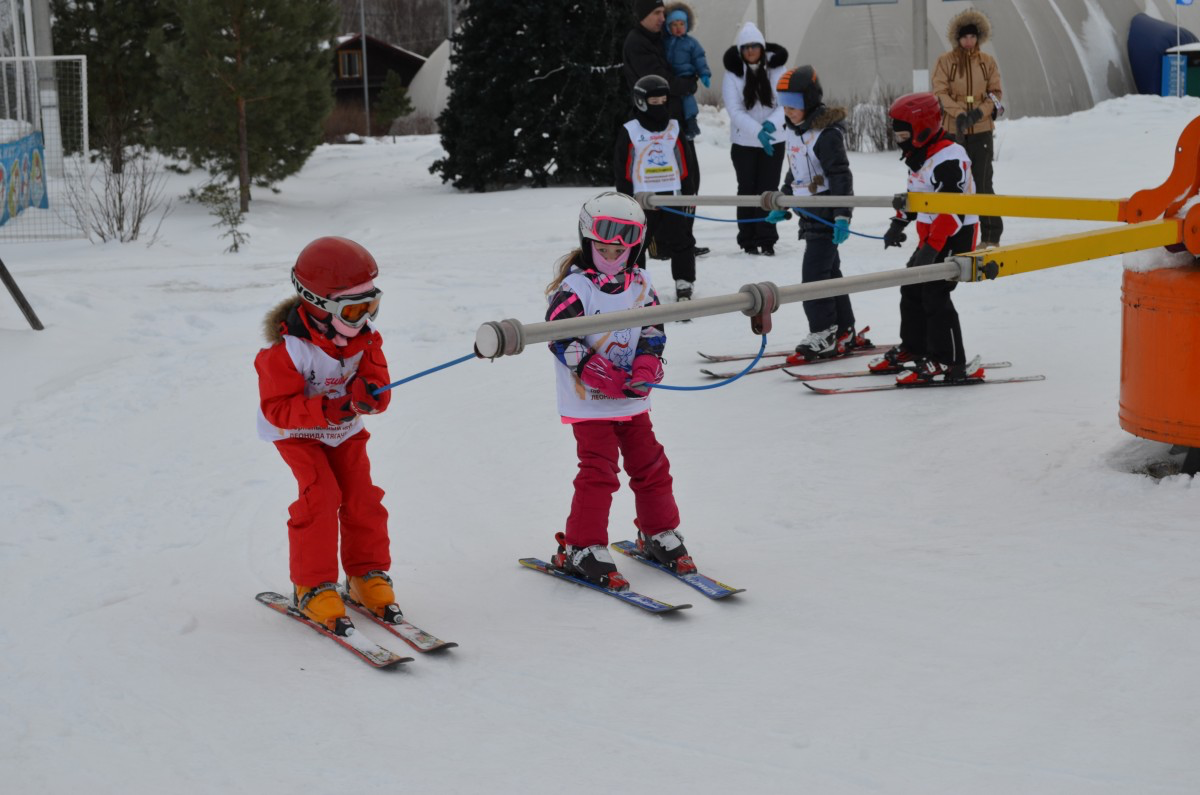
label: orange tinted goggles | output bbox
[331,289,382,327]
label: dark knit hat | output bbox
[958,23,979,38]
[635,0,665,21]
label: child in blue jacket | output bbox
[664,3,710,140]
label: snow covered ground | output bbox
[2,95,1198,794]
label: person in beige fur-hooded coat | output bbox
[932,7,1003,246]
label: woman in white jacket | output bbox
[722,21,788,255]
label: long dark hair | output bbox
[743,62,775,110]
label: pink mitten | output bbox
[580,355,632,399]
[628,354,664,396]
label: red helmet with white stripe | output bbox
[292,237,378,302]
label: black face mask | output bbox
[902,147,928,172]
[637,103,671,131]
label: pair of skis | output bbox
[698,338,892,379]
[520,539,744,613]
[700,346,1045,393]
[785,360,1044,393]
[256,589,457,669]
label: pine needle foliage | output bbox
[430,0,631,191]
[153,0,339,212]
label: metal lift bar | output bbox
[474,261,962,359]
[906,193,1128,222]
[952,220,1182,281]
[635,191,1130,220]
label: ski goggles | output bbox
[778,92,805,110]
[292,271,383,328]
[330,288,383,327]
[590,216,645,247]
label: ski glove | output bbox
[700,74,711,88]
[912,243,940,268]
[628,354,665,397]
[883,219,908,249]
[346,375,385,415]
[322,396,357,426]
[757,126,775,156]
[765,209,789,224]
[761,120,776,134]
[955,108,985,136]
[832,216,851,245]
[580,354,634,400]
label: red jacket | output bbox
[256,298,391,432]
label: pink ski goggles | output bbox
[590,216,645,247]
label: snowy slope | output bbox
[1,96,1197,794]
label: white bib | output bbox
[623,119,683,194]
[257,335,364,446]
[785,126,829,195]
[909,142,979,227]
[552,269,656,420]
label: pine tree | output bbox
[154,0,338,212]
[49,1,180,173]
[376,70,415,131]
[430,0,630,191]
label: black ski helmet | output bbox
[633,74,671,112]
[776,66,822,111]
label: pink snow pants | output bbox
[274,430,390,587]
[564,412,679,548]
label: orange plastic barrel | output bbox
[1119,264,1200,445]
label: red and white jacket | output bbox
[901,136,977,252]
[255,298,391,447]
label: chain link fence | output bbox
[0,55,87,241]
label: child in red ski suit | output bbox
[543,191,695,591]
[255,236,397,631]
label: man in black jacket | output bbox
[623,0,694,126]
[622,0,707,262]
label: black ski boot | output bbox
[636,529,697,575]
[552,532,630,591]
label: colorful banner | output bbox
[0,132,49,227]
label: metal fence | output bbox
[0,55,88,241]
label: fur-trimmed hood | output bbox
[722,42,789,77]
[664,1,695,32]
[946,8,991,48]
[263,297,301,344]
[797,105,848,133]
[260,295,380,358]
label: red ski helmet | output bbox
[291,236,379,312]
[888,92,944,148]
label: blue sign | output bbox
[1179,1,1194,8]
[1162,53,1187,96]
[0,132,49,227]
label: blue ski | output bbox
[518,558,691,614]
[610,541,745,600]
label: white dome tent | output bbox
[407,0,1200,125]
[405,38,451,122]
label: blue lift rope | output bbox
[373,335,769,396]
[644,334,768,392]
